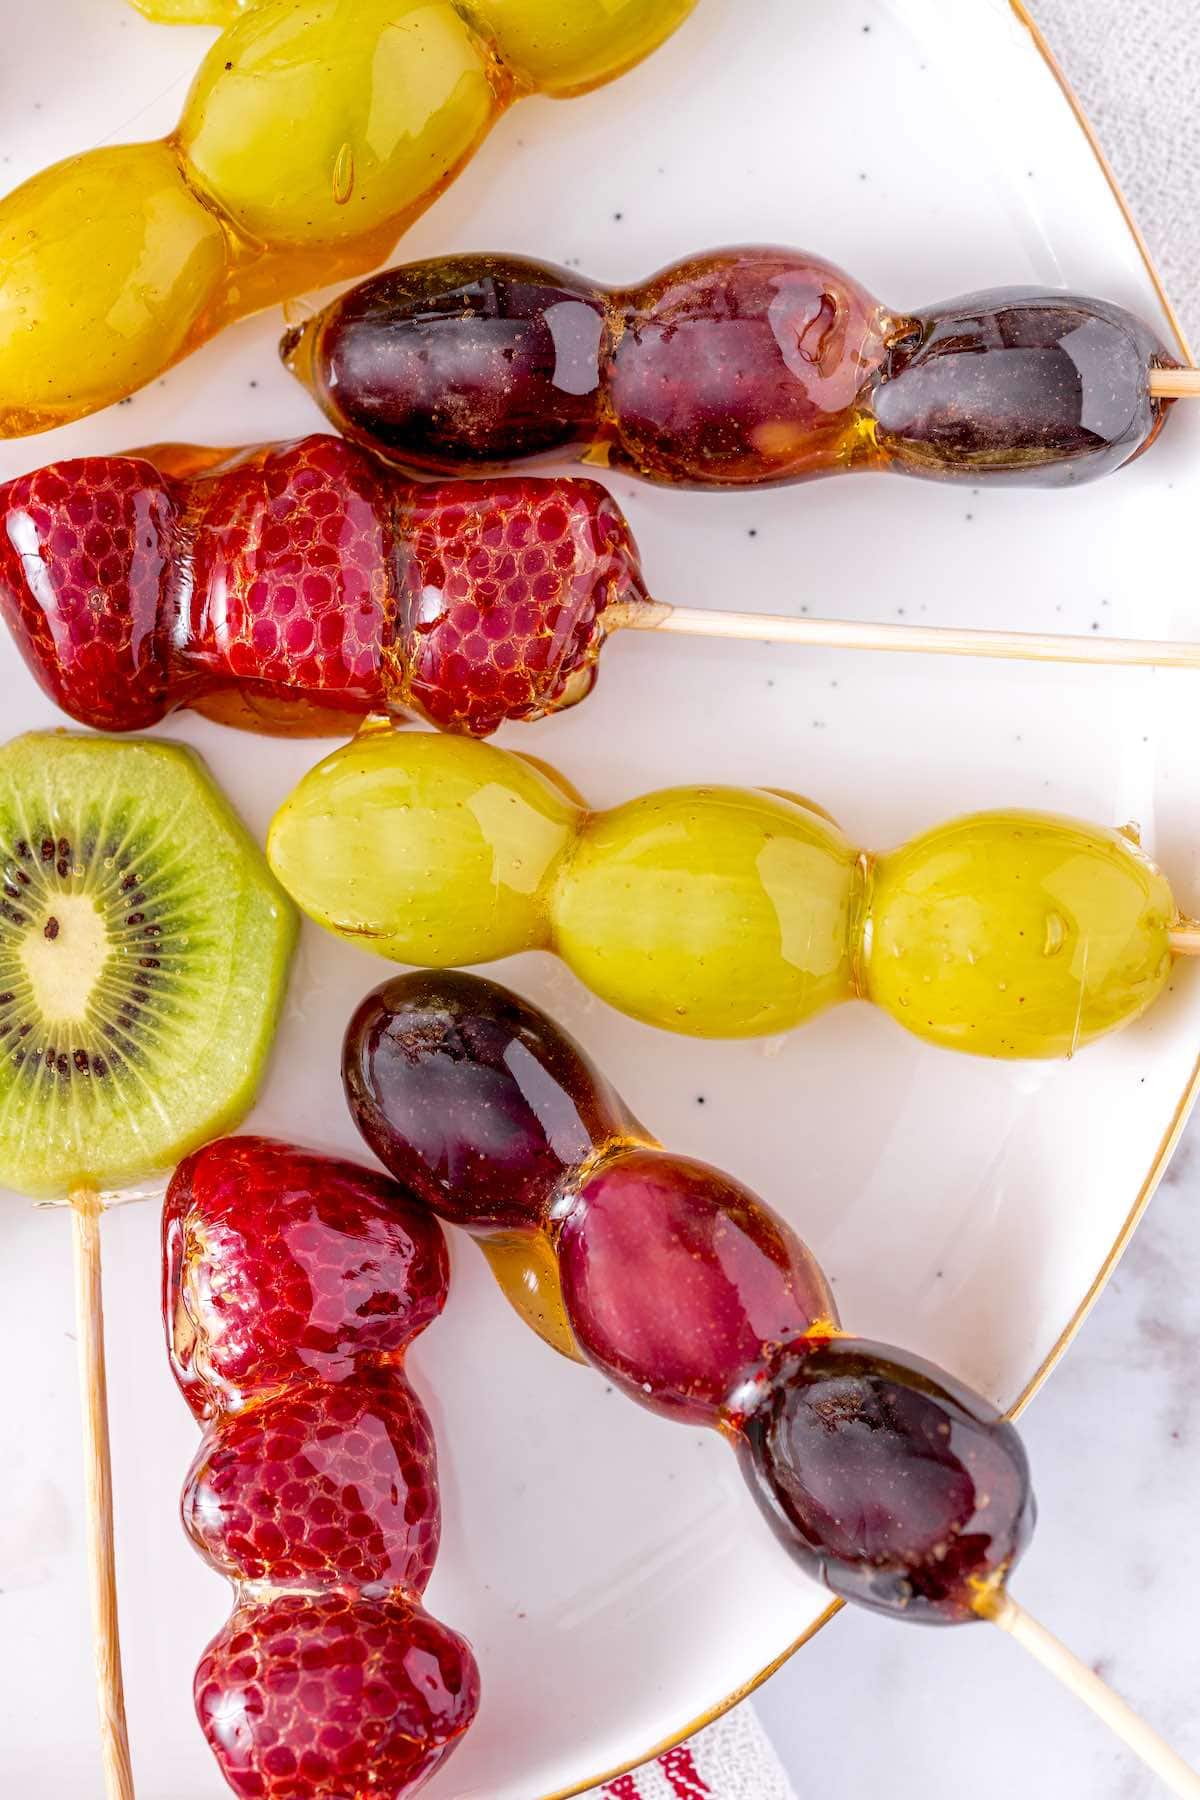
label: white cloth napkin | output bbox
[581,1704,797,1800]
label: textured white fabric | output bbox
[581,1702,798,1800]
[585,7,1197,1794]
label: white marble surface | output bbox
[758,4,1200,1794]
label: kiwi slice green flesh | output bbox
[0,732,296,1199]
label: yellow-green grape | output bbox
[180,0,499,251]
[865,812,1175,1059]
[0,143,229,436]
[466,0,698,95]
[551,787,859,1036]
[267,728,577,966]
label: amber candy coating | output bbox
[736,1339,1034,1624]
[342,971,1034,1624]
[0,434,649,738]
[289,248,1178,488]
[165,1136,479,1799]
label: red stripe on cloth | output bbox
[602,1778,645,1798]
[658,1745,714,1797]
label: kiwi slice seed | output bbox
[0,732,296,1198]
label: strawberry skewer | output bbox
[164,1136,479,1799]
[3,433,1199,745]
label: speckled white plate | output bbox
[2,1,1199,1796]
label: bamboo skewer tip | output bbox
[981,1590,1200,1798]
[1149,365,1200,399]
[68,1182,136,1800]
[619,599,1200,676]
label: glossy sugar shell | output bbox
[268,729,577,964]
[552,786,860,1035]
[865,811,1175,1057]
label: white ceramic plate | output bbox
[2,2,1199,1795]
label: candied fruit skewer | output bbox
[0,436,648,738]
[0,732,297,1800]
[341,969,1200,1797]
[267,727,1200,1058]
[164,1136,480,1800]
[284,247,1191,490]
[5,434,1200,745]
[0,0,698,436]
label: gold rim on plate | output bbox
[538,8,1200,1795]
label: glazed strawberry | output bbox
[0,454,177,729]
[0,434,651,737]
[196,1594,479,1800]
[164,1134,448,1417]
[393,475,647,733]
[181,436,395,726]
[165,1137,478,1800]
[182,1374,440,1592]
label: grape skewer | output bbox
[340,969,1200,1798]
[164,1137,479,1800]
[267,726,1199,1058]
[284,247,1191,490]
[3,434,1200,744]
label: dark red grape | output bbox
[873,290,1170,484]
[342,971,639,1232]
[736,1338,1034,1623]
[605,248,887,486]
[291,254,606,471]
[558,1147,836,1424]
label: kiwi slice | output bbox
[0,732,296,1198]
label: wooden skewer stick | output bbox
[1170,925,1200,957]
[613,601,1200,673]
[70,1182,136,1800]
[978,1589,1200,1798]
[1149,366,1200,398]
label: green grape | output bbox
[866,812,1175,1058]
[180,0,499,251]
[0,144,229,435]
[266,728,576,966]
[552,787,859,1036]
[466,0,698,95]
